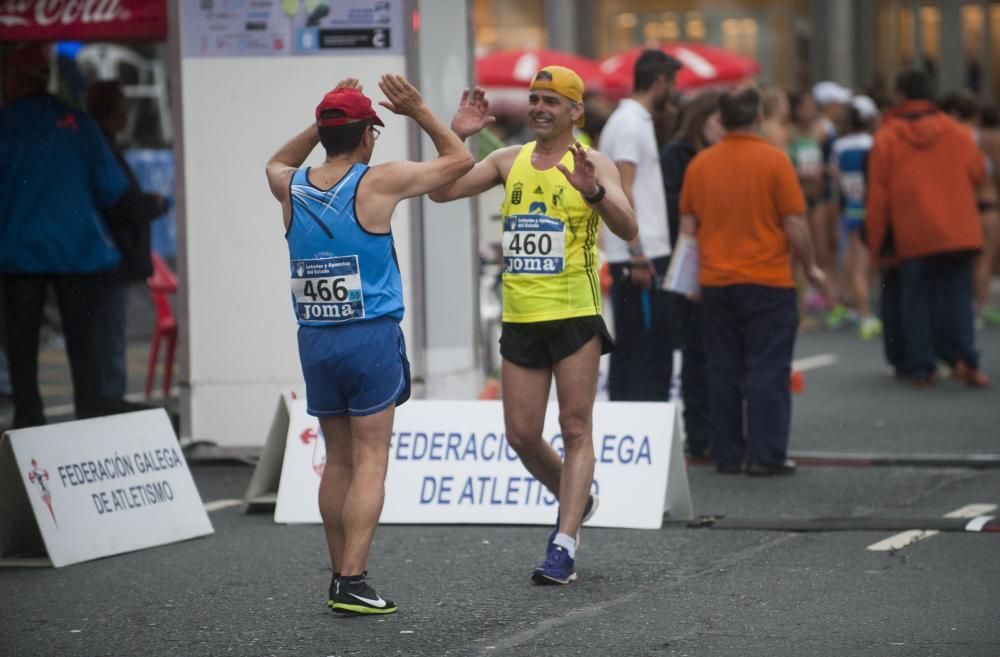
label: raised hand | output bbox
[450,87,496,140]
[554,142,598,198]
[335,77,362,92]
[377,74,425,117]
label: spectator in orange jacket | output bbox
[866,69,988,388]
[680,85,825,476]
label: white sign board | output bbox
[180,0,405,58]
[0,410,213,568]
[246,397,693,529]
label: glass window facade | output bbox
[474,0,808,90]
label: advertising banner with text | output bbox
[270,399,684,529]
[0,410,213,567]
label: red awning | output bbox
[0,1,167,42]
[600,43,760,92]
[476,49,628,95]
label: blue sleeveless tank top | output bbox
[286,164,404,326]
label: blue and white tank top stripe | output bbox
[286,163,404,326]
[832,133,873,222]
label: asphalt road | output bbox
[2,327,999,657]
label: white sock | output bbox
[553,532,576,558]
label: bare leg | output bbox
[848,232,871,317]
[975,208,999,312]
[501,358,561,494]
[810,202,839,305]
[339,406,394,577]
[318,415,352,574]
[551,336,601,539]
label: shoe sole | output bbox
[531,570,578,585]
[327,600,398,615]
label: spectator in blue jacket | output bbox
[0,44,128,427]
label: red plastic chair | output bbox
[146,252,178,399]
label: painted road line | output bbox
[964,515,996,532]
[792,354,838,372]
[203,499,243,513]
[867,503,998,552]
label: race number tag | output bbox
[796,143,823,177]
[502,215,565,275]
[290,256,364,323]
[839,172,866,204]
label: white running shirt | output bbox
[599,98,671,263]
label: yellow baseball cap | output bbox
[530,65,585,127]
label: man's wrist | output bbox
[627,242,644,257]
[584,183,606,204]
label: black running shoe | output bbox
[327,574,397,615]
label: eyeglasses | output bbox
[370,125,381,141]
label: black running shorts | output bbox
[500,315,615,369]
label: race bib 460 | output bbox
[502,215,565,275]
[290,256,364,322]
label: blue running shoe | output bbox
[532,544,577,585]
[547,493,600,550]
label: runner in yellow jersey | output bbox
[430,67,637,584]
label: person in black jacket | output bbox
[659,89,723,458]
[86,80,170,401]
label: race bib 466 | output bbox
[502,215,565,275]
[290,256,364,322]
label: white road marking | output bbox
[203,499,242,512]
[792,354,839,372]
[964,515,996,532]
[867,504,998,552]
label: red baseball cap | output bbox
[315,87,384,128]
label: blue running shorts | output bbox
[297,316,411,417]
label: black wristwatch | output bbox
[584,183,606,205]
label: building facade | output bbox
[474,0,1000,100]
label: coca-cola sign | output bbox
[0,0,166,41]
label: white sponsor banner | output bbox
[252,397,691,529]
[0,410,213,568]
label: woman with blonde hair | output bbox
[761,86,791,149]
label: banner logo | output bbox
[27,458,58,527]
[299,427,326,476]
[0,0,131,28]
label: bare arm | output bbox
[429,88,508,203]
[428,146,514,202]
[265,123,319,204]
[613,159,655,287]
[680,213,698,237]
[558,145,636,241]
[358,75,475,231]
[367,74,474,198]
[783,213,825,287]
[265,77,364,227]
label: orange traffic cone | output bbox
[478,377,501,400]
[790,369,805,394]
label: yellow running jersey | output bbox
[500,142,602,323]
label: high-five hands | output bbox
[377,74,425,117]
[450,87,496,140]
[554,142,598,198]
[335,78,362,91]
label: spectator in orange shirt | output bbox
[679,86,825,477]
[866,70,988,388]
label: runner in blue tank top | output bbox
[265,75,473,616]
